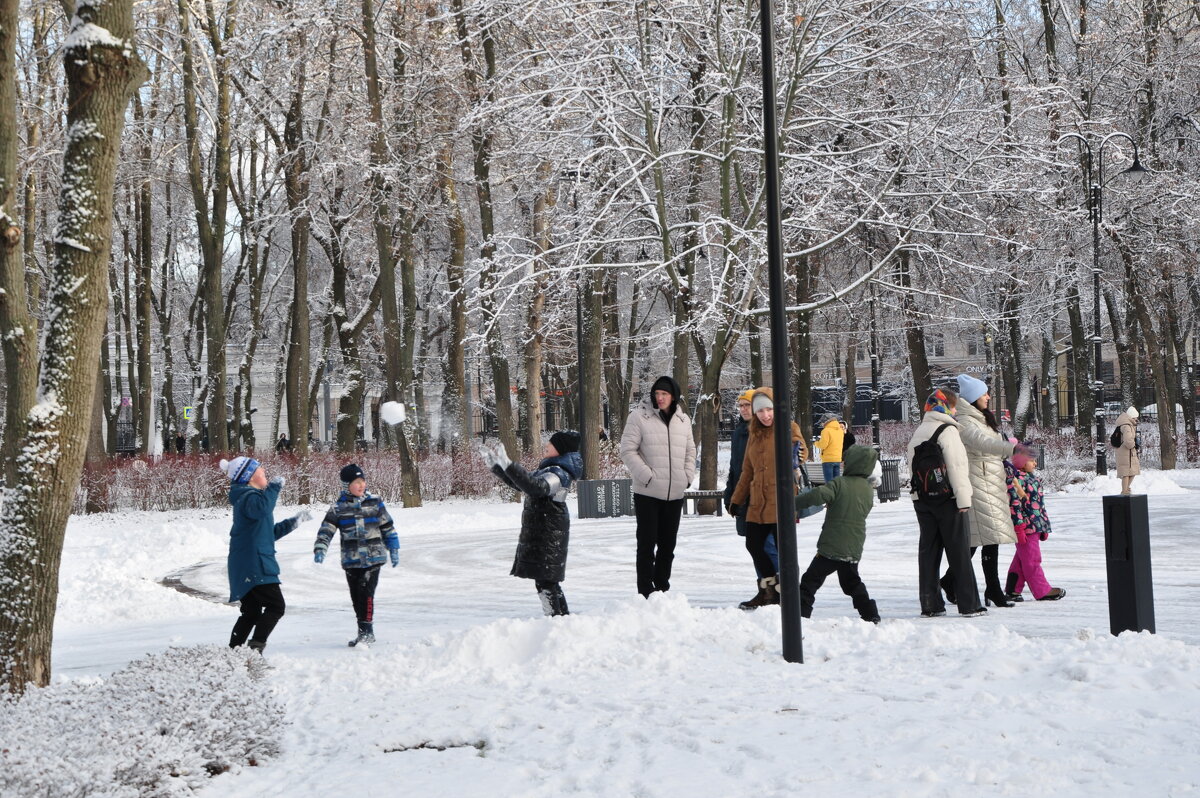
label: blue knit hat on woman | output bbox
[956,374,988,404]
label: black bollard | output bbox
[1102,494,1155,636]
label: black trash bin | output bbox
[577,479,635,519]
[1102,494,1155,635]
[876,458,902,503]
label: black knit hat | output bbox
[339,463,365,485]
[650,375,680,401]
[549,430,580,455]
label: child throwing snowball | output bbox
[483,431,583,616]
[314,463,399,647]
[222,456,309,653]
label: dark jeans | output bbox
[915,500,982,614]
[744,521,780,581]
[634,494,684,596]
[346,566,381,624]
[230,583,286,647]
[799,554,877,620]
[822,462,842,484]
[736,515,778,578]
[535,579,569,616]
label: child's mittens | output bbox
[313,544,327,564]
[1014,524,1029,544]
[293,508,313,523]
[389,548,400,568]
[269,475,286,488]
[482,442,511,470]
[1039,532,1048,541]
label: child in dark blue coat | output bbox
[483,431,583,616]
[222,456,309,653]
[314,463,399,647]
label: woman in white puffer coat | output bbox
[940,374,1018,609]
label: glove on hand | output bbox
[1040,532,1048,541]
[313,548,326,564]
[293,508,313,523]
[491,443,511,470]
[269,475,286,488]
[389,548,400,568]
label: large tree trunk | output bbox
[0,0,145,693]
[897,249,932,407]
[363,0,420,504]
[0,0,37,483]
[283,76,311,462]
[439,142,472,471]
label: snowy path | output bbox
[50,473,1200,797]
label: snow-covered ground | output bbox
[47,469,1200,797]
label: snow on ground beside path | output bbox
[1059,469,1188,496]
[44,470,1200,797]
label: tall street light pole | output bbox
[1059,132,1147,475]
[758,0,802,663]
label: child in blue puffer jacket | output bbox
[222,456,309,654]
[314,463,399,647]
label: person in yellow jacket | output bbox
[815,414,845,484]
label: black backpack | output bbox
[912,424,954,502]
[1109,426,1123,448]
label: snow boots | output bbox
[739,575,780,610]
[1004,572,1025,603]
[349,622,375,647]
[537,583,570,617]
[246,640,266,654]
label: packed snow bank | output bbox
[1059,469,1188,496]
[201,593,1200,798]
[1,646,283,798]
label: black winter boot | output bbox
[1004,571,1025,602]
[537,583,570,617]
[859,599,881,624]
[349,622,375,647]
[246,640,266,654]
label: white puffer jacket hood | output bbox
[954,400,1017,546]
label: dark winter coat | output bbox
[730,388,806,525]
[723,416,750,513]
[492,451,583,583]
[795,445,879,563]
[314,492,398,569]
[226,481,298,602]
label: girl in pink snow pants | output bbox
[1004,450,1065,602]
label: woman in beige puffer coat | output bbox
[1113,407,1141,494]
[941,374,1017,608]
[620,375,696,597]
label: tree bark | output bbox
[0,0,146,693]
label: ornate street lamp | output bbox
[1058,132,1146,476]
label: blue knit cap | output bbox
[956,374,988,404]
[221,456,261,485]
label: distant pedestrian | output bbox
[724,389,779,582]
[222,456,308,653]
[484,430,583,616]
[1004,450,1066,602]
[620,375,696,598]
[729,387,806,610]
[313,463,399,647]
[1113,407,1141,495]
[815,413,845,483]
[275,433,293,454]
[794,444,882,623]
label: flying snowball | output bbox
[380,401,406,426]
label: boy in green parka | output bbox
[794,444,881,623]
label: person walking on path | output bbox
[793,444,882,623]
[1004,450,1066,602]
[620,375,697,597]
[729,387,807,610]
[313,463,400,647]
[484,431,583,616]
[815,413,846,484]
[906,388,987,617]
[724,389,779,580]
[222,456,308,653]
[940,374,1020,609]
[1113,407,1141,495]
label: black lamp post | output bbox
[1059,132,1147,475]
[757,0,802,663]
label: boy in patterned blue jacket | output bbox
[314,463,399,647]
